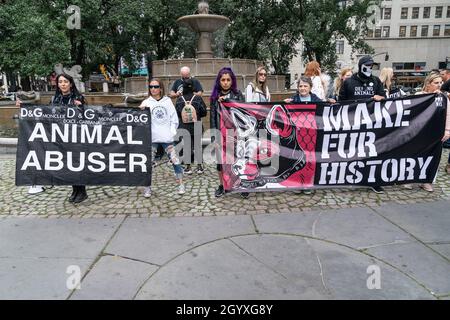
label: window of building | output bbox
[336,40,344,54]
[410,25,417,37]
[375,28,382,38]
[447,6,450,18]
[382,26,390,38]
[435,6,443,18]
[433,25,441,36]
[393,62,427,71]
[401,7,408,19]
[384,7,391,20]
[392,63,404,70]
[423,7,430,18]
[421,25,429,37]
[399,26,407,37]
[366,29,374,38]
[445,24,450,36]
[412,7,419,19]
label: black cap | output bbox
[359,55,374,68]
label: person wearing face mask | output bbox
[338,56,386,194]
[338,56,385,102]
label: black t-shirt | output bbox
[338,73,385,101]
[170,78,203,94]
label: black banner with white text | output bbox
[219,93,446,192]
[15,104,152,186]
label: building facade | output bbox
[288,0,450,89]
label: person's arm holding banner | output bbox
[443,96,450,142]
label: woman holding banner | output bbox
[53,73,88,203]
[284,76,322,103]
[17,73,89,202]
[210,67,247,198]
[403,73,450,192]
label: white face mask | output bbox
[361,64,372,77]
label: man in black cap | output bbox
[338,55,386,194]
[339,55,385,101]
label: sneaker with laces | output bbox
[178,184,186,194]
[28,185,45,194]
[197,164,204,174]
[184,165,192,175]
[370,186,384,194]
[143,186,152,198]
[215,185,225,197]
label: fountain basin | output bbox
[177,14,230,33]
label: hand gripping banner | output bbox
[15,105,152,186]
[218,93,447,193]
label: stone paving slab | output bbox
[371,200,450,243]
[105,216,256,265]
[70,255,158,300]
[429,244,450,260]
[0,257,92,300]
[135,235,433,300]
[306,239,434,299]
[135,238,324,300]
[0,217,123,258]
[366,242,450,296]
[1,149,449,217]
[254,208,416,249]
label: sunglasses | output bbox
[258,73,267,76]
[148,85,160,89]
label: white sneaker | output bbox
[28,185,45,194]
[143,186,152,198]
[178,184,186,194]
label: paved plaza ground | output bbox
[1,150,450,218]
[0,151,449,300]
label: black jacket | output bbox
[338,73,385,102]
[210,90,244,130]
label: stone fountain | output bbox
[176,1,230,59]
[126,1,286,100]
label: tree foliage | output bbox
[0,0,380,79]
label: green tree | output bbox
[281,0,382,72]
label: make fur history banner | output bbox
[16,104,152,186]
[219,93,447,192]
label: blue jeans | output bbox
[152,142,183,179]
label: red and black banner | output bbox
[218,93,447,192]
[16,104,152,186]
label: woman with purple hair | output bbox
[209,67,246,198]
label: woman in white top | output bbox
[245,66,271,102]
[304,60,326,101]
[139,78,185,197]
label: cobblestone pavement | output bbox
[1,150,449,218]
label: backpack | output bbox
[180,95,198,123]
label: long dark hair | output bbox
[55,73,83,98]
[210,67,238,103]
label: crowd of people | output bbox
[16,56,450,203]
